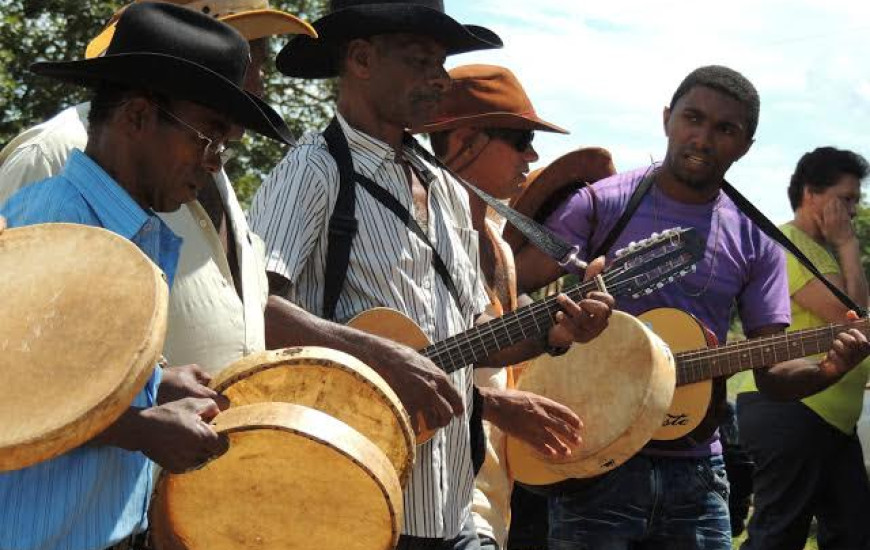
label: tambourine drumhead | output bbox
[506,311,675,482]
[151,402,403,550]
[0,223,168,471]
[211,347,415,486]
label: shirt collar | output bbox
[334,113,439,187]
[335,112,398,166]
[63,149,151,240]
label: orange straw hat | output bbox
[86,0,317,58]
[504,147,617,252]
[415,64,568,134]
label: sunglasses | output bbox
[483,128,535,152]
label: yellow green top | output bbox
[740,222,869,434]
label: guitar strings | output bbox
[424,270,642,372]
[675,321,870,382]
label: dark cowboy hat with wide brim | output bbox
[277,0,503,79]
[32,2,294,145]
[504,147,617,252]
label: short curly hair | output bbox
[670,65,760,139]
[787,147,869,210]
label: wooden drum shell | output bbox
[0,223,167,471]
[505,311,675,483]
[151,402,403,550]
[210,346,415,486]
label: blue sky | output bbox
[446,0,870,223]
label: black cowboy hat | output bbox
[31,2,294,145]
[276,0,503,79]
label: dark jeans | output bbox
[396,516,481,550]
[737,392,870,550]
[548,454,732,549]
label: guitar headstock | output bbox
[606,227,704,299]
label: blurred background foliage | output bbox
[0,0,334,206]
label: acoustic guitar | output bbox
[348,227,704,443]
[643,307,869,441]
[506,306,870,485]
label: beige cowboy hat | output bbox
[86,0,317,59]
[504,147,617,252]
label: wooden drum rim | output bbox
[151,402,403,550]
[210,346,415,486]
[0,223,168,471]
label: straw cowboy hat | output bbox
[32,2,294,144]
[86,0,317,58]
[415,64,568,134]
[276,0,502,79]
[504,147,617,252]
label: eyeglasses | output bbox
[483,128,535,153]
[152,103,233,165]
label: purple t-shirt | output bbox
[546,166,791,455]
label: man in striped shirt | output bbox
[249,2,615,548]
[0,4,294,549]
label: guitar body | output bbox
[639,309,718,441]
[347,308,437,444]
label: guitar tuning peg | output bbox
[615,248,625,257]
[656,282,665,289]
[691,265,698,272]
[650,232,659,239]
[644,288,654,295]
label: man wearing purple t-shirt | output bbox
[515,65,870,549]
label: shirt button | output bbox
[199,219,207,228]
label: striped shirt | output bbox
[248,113,489,539]
[0,149,180,550]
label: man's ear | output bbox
[118,96,153,135]
[344,38,374,79]
[662,106,672,137]
[736,136,755,162]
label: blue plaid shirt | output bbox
[0,149,181,550]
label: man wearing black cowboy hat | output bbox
[249,2,614,548]
[0,0,318,381]
[0,4,293,549]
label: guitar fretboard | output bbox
[420,277,602,373]
[675,319,870,385]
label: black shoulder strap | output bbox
[588,166,656,260]
[322,119,463,316]
[352,172,463,310]
[322,118,359,320]
[722,181,867,317]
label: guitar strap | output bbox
[321,118,462,319]
[587,165,656,260]
[406,136,590,271]
[588,165,866,317]
[721,180,867,317]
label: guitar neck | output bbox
[420,278,601,374]
[675,319,870,385]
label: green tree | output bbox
[0,0,334,206]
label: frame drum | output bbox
[151,402,403,550]
[0,223,168,471]
[210,347,415,486]
[505,311,675,484]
